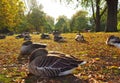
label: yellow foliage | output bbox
[0,33,120,83]
[0,0,25,29]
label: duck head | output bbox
[18,41,47,61]
[20,40,47,55]
[106,35,120,46]
[29,48,48,62]
[22,40,32,46]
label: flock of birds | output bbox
[15,31,89,78]
[15,31,87,43]
[0,30,86,42]
[18,40,86,78]
[0,31,120,78]
[17,33,120,78]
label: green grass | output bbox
[0,74,11,83]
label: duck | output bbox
[106,35,120,48]
[40,33,50,39]
[0,34,6,39]
[28,48,86,77]
[19,41,47,58]
[24,35,31,41]
[52,30,66,42]
[15,34,24,39]
[75,33,86,42]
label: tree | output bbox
[70,10,89,32]
[58,0,107,32]
[0,0,24,32]
[45,15,55,32]
[55,15,70,33]
[105,0,118,32]
[80,0,107,32]
[60,0,119,32]
[27,4,47,32]
[100,11,107,31]
[81,0,118,32]
[27,2,55,33]
[16,16,32,33]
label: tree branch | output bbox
[100,6,107,17]
[90,0,96,23]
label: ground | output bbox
[0,33,120,83]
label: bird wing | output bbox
[29,56,60,77]
[29,56,85,77]
[32,44,47,48]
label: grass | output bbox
[0,32,120,83]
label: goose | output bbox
[75,33,85,42]
[53,35,66,42]
[0,34,6,39]
[19,41,47,58]
[53,30,66,42]
[40,33,50,39]
[28,48,86,77]
[15,34,24,39]
[24,35,31,41]
[106,35,120,48]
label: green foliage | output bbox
[55,15,70,33]
[16,16,31,33]
[26,3,54,33]
[27,7,46,32]
[70,10,89,32]
[117,11,120,31]
[117,21,120,31]
[100,11,107,31]
[45,15,55,32]
[0,74,11,83]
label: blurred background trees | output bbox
[0,0,120,34]
[70,10,90,32]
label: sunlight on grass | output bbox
[0,33,120,83]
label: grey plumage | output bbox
[19,41,47,59]
[28,48,86,77]
[40,33,50,39]
[53,30,66,42]
[106,35,120,48]
[24,35,31,41]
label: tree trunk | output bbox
[91,0,101,32]
[105,0,118,32]
[95,0,101,32]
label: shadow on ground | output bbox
[23,74,88,83]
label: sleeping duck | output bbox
[0,34,6,39]
[24,35,31,41]
[106,35,120,48]
[28,48,86,77]
[40,33,50,39]
[53,30,66,42]
[19,41,47,59]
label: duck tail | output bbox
[78,61,87,66]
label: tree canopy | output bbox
[58,0,119,32]
[0,0,120,33]
[0,0,25,33]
